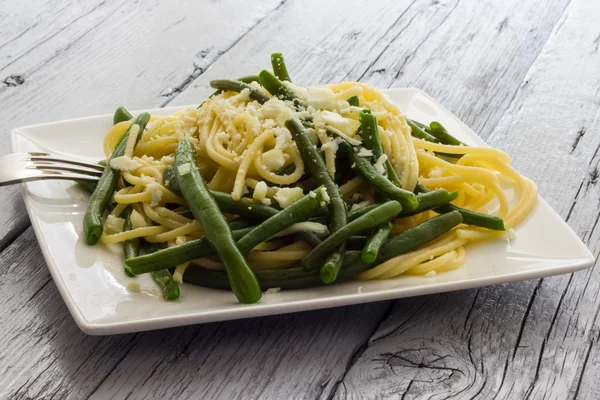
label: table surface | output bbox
[1,0,599,399]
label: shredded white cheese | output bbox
[320,187,331,204]
[265,287,281,295]
[425,271,437,278]
[262,149,286,172]
[506,228,517,241]
[130,209,148,229]
[357,147,374,158]
[273,222,329,238]
[127,281,141,292]
[252,181,269,203]
[177,163,192,176]
[274,187,304,208]
[105,215,125,234]
[428,168,444,178]
[146,183,163,206]
[374,154,388,174]
[110,156,139,171]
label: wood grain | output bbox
[338,0,600,398]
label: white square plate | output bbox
[10,88,594,335]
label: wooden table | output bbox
[1,0,598,398]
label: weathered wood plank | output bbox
[0,0,283,248]
[337,0,600,398]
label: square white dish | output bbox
[10,88,594,335]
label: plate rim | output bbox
[10,87,595,335]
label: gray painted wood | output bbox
[2,0,599,399]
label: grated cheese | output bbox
[146,183,163,206]
[265,287,281,295]
[105,215,125,234]
[110,156,139,171]
[357,147,374,158]
[127,281,141,292]
[130,209,148,229]
[262,149,286,172]
[274,187,304,208]
[177,163,192,175]
[253,181,269,203]
[374,154,388,174]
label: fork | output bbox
[0,152,104,186]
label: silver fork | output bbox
[0,152,104,186]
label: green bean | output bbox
[76,180,98,193]
[163,164,180,193]
[344,142,418,211]
[286,118,348,281]
[407,119,439,143]
[414,182,505,230]
[113,106,134,125]
[302,200,402,272]
[201,75,260,107]
[183,211,463,290]
[237,75,260,84]
[270,53,292,82]
[126,188,325,275]
[348,204,380,221]
[210,190,281,219]
[141,244,180,300]
[347,96,359,107]
[359,110,402,187]
[398,189,458,217]
[175,187,322,247]
[125,227,254,275]
[152,269,180,300]
[259,70,299,104]
[309,203,380,225]
[175,138,261,304]
[209,79,270,104]
[235,188,326,253]
[409,119,428,129]
[362,221,392,263]
[321,243,345,284]
[122,208,139,277]
[83,112,151,245]
[347,235,369,250]
[427,121,466,146]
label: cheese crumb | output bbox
[357,147,374,158]
[105,215,125,234]
[357,286,363,294]
[130,209,148,229]
[110,156,139,171]
[253,181,269,203]
[428,168,444,179]
[146,183,163,206]
[425,271,437,277]
[506,228,517,241]
[274,187,305,208]
[374,154,388,174]
[320,187,331,204]
[262,149,286,172]
[177,163,192,175]
[127,281,141,292]
[265,287,281,295]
